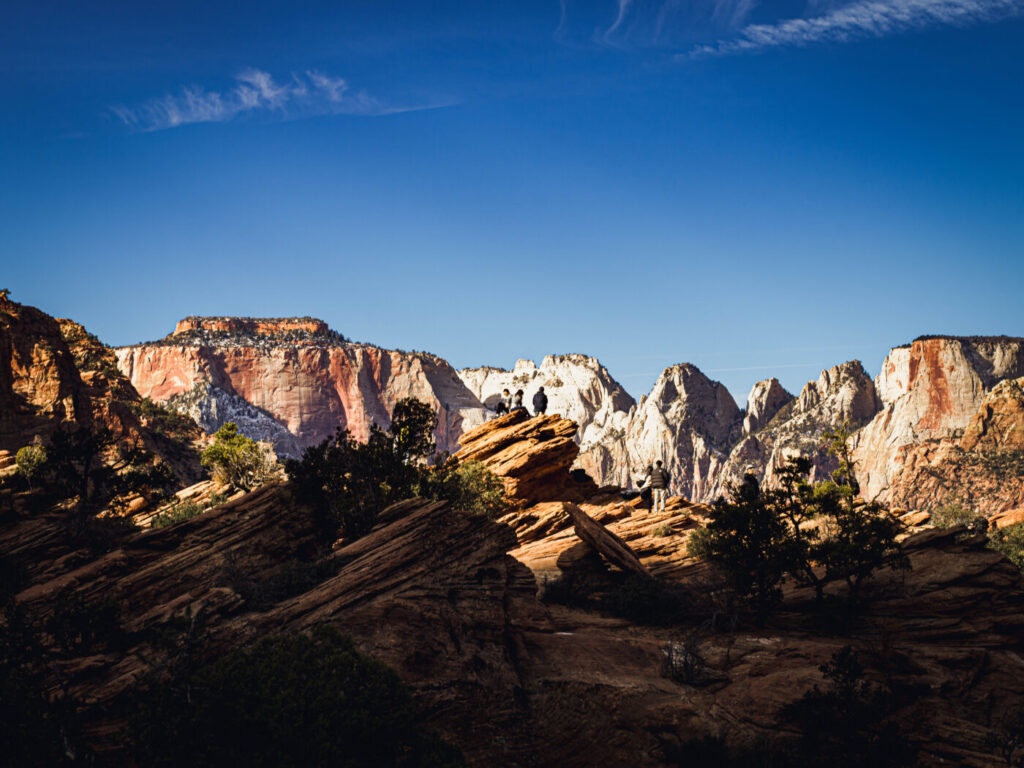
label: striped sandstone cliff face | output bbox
[116,318,488,458]
[855,337,1024,507]
[871,376,1024,515]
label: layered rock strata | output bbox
[6,412,1024,767]
[876,376,1024,514]
[855,337,1024,505]
[116,317,488,458]
[455,410,598,505]
[459,354,635,486]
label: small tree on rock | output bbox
[201,423,272,490]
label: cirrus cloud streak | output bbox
[686,0,1024,58]
[112,68,440,131]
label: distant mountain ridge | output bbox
[115,316,488,459]
[111,316,1024,515]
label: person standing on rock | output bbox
[532,386,548,416]
[512,389,526,412]
[650,460,670,513]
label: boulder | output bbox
[564,501,651,578]
[456,410,595,504]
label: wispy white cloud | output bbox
[686,0,1024,58]
[596,0,759,46]
[606,0,637,38]
[112,68,439,132]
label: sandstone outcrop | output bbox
[0,295,203,483]
[456,410,597,504]
[116,317,488,458]
[459,354,636,486]
[0,294,91,448]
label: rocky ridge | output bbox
[463,337,1024,515]
[113,311,1024,515]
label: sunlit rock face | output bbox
[616,363,737,500]
[0,296,204,482]
[116,317,488,457]
[855,337,1024,510]
[459,354,636,487]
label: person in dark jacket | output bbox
[650,460,670,513]
[533,386,548,416]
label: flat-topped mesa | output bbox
[164,316,344,347]
[174,316,330,338]
[116,319,488,459]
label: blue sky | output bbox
[2,0,1022,403]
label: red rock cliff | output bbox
[116,319,488,456]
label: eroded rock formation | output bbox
[876,376,1024,515]
[0,295,203,483]
[456,410,597,504]
[459,354,636,486]
[855,337,1024,506]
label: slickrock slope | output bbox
[459,354,636,486]
[856,337,1024,507]
[116,317,488,458]
[6,410,1024,767]
[0,295,203,482]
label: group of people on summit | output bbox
[493,386,547,417]
[490,385,672,510]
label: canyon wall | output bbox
[461,337,1024,513]
[116,318,489,458]
[114,314,1023,513]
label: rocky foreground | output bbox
[4,407,1024,767]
